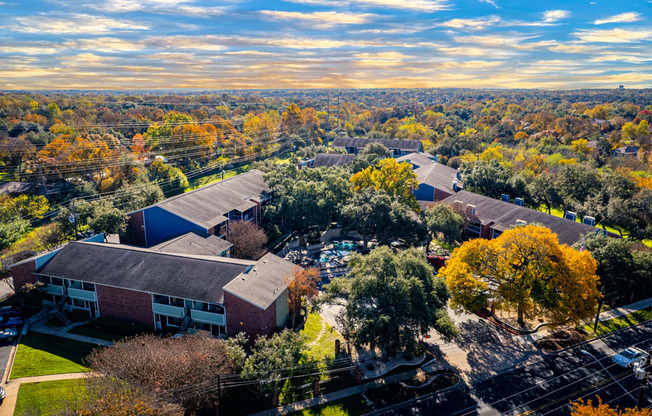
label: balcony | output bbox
[152,303,185,318]
[191,309,225,326]
[67,287,97,302]
[44,284,65,296]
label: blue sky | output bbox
[0,0,651,89]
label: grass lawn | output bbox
[301,312,345,361]
[187,168,243,191]
[69,317,151,342]
[15,379,87,416]
[582,307,652,337]
[290,396,372,416]
[11,333,96,378]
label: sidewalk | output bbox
[248,360,446,416]
[598,298,652,322]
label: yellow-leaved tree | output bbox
[350,158,419,210]
[441,225,600,325]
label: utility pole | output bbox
[336,94,341,133]
[72,198,78,240]
[638,351,652,410]
[39,165,47,196]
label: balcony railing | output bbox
[152,303,185,318]
[44,284,65,296]
[67,287,97,301]
[190,309,226,326]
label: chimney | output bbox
[466,204,476,217]
[454,200,463,212]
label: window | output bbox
[68,280,82,289]
[82,282,95,291]
[73,299,85,308]
[52,277,63,286]
[40,276,51,284]
[153,294,169,304]
[208,303,224,314]
[169,297,184,307]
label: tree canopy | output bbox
[441,225,600,325]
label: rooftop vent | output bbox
[514,197,524,207]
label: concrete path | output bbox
[598,297,652,322]
[248,360,447,416]
[13,372,94,384]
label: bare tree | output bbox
[227,220,267,260]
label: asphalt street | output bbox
[376,321,652,416]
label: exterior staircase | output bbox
[54,311,72,326]
[175,316,192,337]
[55,295,68,311]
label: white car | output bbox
[613,347,648,368]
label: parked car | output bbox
[0,385,5,404]
[0,328,17,343]
[613,347,647,368]
[0,306,21,318]
[427,255,448,270]
[0,316,23,328]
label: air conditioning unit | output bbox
[583,216,596,226]
[514,197,524,206]
[501,194,510,203]
[565,211,577,221]
[516,219,527,225]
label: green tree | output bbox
[0,219,31,250]
[527,172,563,214]
[339,188,393,250]
[86,200,129,239]
[325,247,456,356]
[460,159,512,199]
[148,160,189,196]
[243,330,307,403]
[425,203,464,249]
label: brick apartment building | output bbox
[11,241,296,339]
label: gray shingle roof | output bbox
[414,163,461,193]
[442,191,601,245]
[331,137,421,152]
[223,252,297,310]
[311,154,356,167]
[37,241,254,304]
[149,231,233,256]
[395,153,437,169]
[140,169,271,229]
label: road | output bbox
[375,321,652,416]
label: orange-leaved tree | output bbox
[441,225,600,325]
[572,399,652,416]
[350,158,419,210]
[285,267,321,328]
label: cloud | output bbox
[594,12,641,25]
[438,16,501,30]
[87,0,225,16]
[283,0,450,12]
[549,44,596,54]
[259,10,375,28]
[543,10,571,23]
[479,0,499,8]
[65,38,145,52]
[574,28,652,43]
[10,13,149,34]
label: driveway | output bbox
[0,279,13,302]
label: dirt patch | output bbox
[534,329,587,352]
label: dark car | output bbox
[0,316,23,328]
[427,255,448,270]
[0,306,21,318]
[0,328,17,343]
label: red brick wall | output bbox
[480,224,493,239]
[10,260,38,290]
[121,211,146,247]
[224,291,276,339]
[434,188,453,202]
[96,284,154,329]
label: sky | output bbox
[0,0,651,90]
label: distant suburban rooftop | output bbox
[224,252,296,310]
[414,162,461,194]
[134,169,271,229]
[311,153,356,168]
[443,191,601,245]
[395,152,437,169]
[331,137,421,152]
[613,146,639,155]
[36,241,255,304]
[149,231,233,256]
